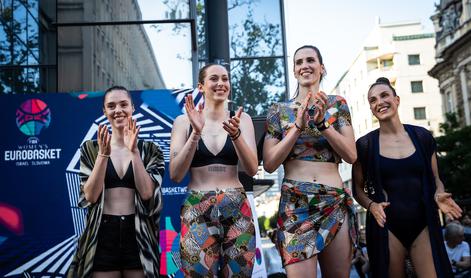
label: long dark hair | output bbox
[291,45,326,100]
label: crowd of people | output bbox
[67,45,467,278]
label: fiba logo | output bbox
[16,99,51,138]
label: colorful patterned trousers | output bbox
[180,187,256,277]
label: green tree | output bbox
[196,0,206,61]
[156,0,286,114]
[229,7,285,116]
[0,1,39,94]
[436,113,471,199]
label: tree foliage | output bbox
[229,7,285,116]
[436,113,471,199]
[0,2,39,94]
[156,0,286,115]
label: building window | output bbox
[411,81,423,93]
[230,57,285,116]
[228,0,287,116]
[58,21,194,92]
[0,0,45,93]
[414,107,426,120]
[408,54,420,65]
[381,58,393,68]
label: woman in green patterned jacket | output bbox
[68,86,164,278]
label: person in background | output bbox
[352,228,369,278]
[462,213,471,227]
[444,222,471,275]
[352,248,369,278]
[265,230,287,278]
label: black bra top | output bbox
[104,159,136,189]
[190,111,239,168]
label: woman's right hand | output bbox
[369,202,390,228]
[184,95,204,134]
[97,124,111,156]
[295,91,312,129]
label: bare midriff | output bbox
[188,164,243,191]
[283,159,343,188]
[103,188,136,215]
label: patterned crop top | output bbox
[265,95,351,163]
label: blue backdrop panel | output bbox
[0,89,199,277]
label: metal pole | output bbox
[205,0,232,106]
[205,0,230,68]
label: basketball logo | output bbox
[16,99,51,137]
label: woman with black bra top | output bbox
[352,77,462,278]
[169,64,259,277]
[68,86,164,278]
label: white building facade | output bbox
[429,0,471,127]
[333,21,444,187]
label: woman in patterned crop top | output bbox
[170,64,258,277]
[264,45,358,277]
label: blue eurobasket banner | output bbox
[0,89,200,277]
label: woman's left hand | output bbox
[312,91,328,124]
[435,192,462,220]
[124,116,140,153]
[223,106,242,139]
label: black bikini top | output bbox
[104,159,136,189]
[190,111,239,168]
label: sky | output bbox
[138,0,193,89]
[283,0,439,94]
[135,0,439,92]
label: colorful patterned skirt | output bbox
[180,187,256,277]
[277,179,358,266]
